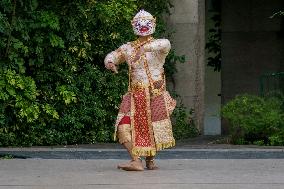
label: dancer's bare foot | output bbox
[118,159,144,171]
[145,157,158,170]
[117,161,132,169]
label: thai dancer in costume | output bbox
[105,10,176,171]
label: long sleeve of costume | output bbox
[143,39,171,55]
[104,46,125,66]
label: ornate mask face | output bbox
[131,10,156,36]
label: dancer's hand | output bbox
[105,62,118,73]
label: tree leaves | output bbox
[0,0,188,146]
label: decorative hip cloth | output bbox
[116,87,176,157]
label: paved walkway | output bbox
[0,159,284,189]
[0,137,284,189]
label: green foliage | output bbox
[221,94,284,145]
[270,11,284,18]
[0,154,14,159]
[206,0,221,72]
[172,101,199,140]
[0,0,191,146]
[269,132,284,146]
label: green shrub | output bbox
[172,102,199,140]
[221,94,284,145]
[269,131,284,146]
[0,0,193,146]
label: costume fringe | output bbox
[156,140,176,151]
[113,132,117,141]
[131,140,175,157]
[132,147,157,157]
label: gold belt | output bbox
[131,82,149,91]
[130,81,165,97]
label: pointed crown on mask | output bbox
[131,10,156,36]
[131,10,156,23]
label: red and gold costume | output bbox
[104,10,176,157]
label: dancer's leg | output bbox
[145,156,159,170]
[117,124,143,171]
[118,141,143,171]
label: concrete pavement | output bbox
[0,159,284,189]
[1,137,284,189]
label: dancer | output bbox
[104,10,176,171]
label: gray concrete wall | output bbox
[204,4,221,135]
[167,0,283,135]
[167,0,206,132]
[204,65,221,135]
[221,0,284,104]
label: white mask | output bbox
[131,10,156,36]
